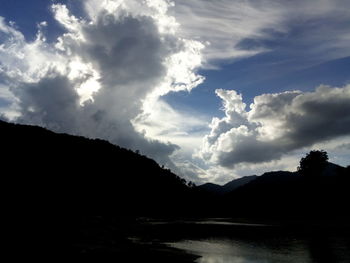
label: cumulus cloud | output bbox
[0,0,204,167]
[199,84,350,168]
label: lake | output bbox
[131,218,350,263]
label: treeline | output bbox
[199,150,350,219]
[1,120,349,218]
[1,120,197,213]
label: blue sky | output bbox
[0,0,61,41]
[165,55,350,115]
[0,0,349,183]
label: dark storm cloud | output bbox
[73,13,174,88]
[13,75,81,131]
[13,71,179,166]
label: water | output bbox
[134,219,350,263]
[168,238,312,263]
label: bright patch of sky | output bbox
[0,0,349,184]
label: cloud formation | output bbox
[171,0,350,66]
[1,0,350,183]
[199,84,350,168]
[170,0,283,64]
[0,0,204,167]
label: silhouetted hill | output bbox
[198,183,223,195]
[322,162,344,176]
[222,175,258,193]
[0,120,195,213]
[2,120,349,263]
[198,175,257,195]
[2,119,349,219]
[227,169,350,218]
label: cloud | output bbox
[200,153,301,185]
[133,99,209,153]
[1,0,350,183]
[199,84,350,168]
[340,143,350,150]
[170,0,350,66]
[170,0,285,63]
[0,0,204,167]
[171,159,210,184]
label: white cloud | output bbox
[201,154,300,185]
[52,4,82,34]
[0,17,61,83]
[199,84,350,168]
[0,0,205,168]
[133,99,208,151]
[170,0,286,63]
[169,0,350,67]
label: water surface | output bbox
[168,238,312,263]
[135,219,350,263]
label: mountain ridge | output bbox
[1,120,349,218]
[198,175,258,195]
[0,119,195,212]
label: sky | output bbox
[0,0,349,184]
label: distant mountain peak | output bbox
[198,175,258,195]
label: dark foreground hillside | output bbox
[1,120,197,213]
[2,120,350,262]
[2,119,349,217]
[1,120,201,261]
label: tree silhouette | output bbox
[188,181,196,188]
[0,119,195,213]
[298,150,329,177]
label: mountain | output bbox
[322,162,344,177]
[198,183,223,195]
[227,169,350,218]
[222,175,258,193]
[0,120,195,212]
[2,121,349,263]
[198,175,257,195]
[1,119,349,218]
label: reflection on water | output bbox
[144,218,268,227]
[168,238,312,263]
[166,232,350,263]
[134,219,350,263]
[195,221,269,227]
